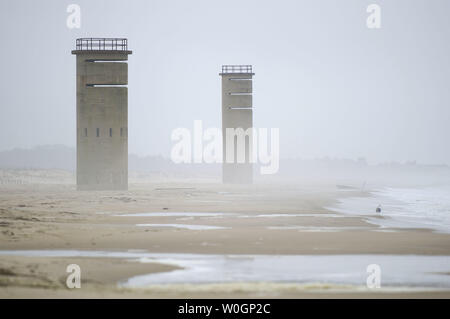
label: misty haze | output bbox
[0,0,450,301]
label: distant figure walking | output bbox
[376,205,382,213]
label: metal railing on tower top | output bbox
[221,65,253,74]
[75,38,128,51]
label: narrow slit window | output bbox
[109,128,112,137]
[120,127,123,137]
[96,128,100,137]
[86,84,128,88]
[84,128,88,137]
[228,92,252,95]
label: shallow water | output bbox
[136,224,229,230]
[116,212,342,219]
[266,226,370,232]
[238,213,345,218]
[327,186,450,233]
[116,212,229,217]
[0,250,449,290]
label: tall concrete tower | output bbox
[72,38,132,190]
[220,65,254,184]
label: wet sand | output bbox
[1,179,450,298]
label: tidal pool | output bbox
[0,250,449,290]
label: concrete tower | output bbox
[220,65,255,184]
[72,38,132,190]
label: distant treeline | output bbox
[0,145,448,185]
[0,145,219,174]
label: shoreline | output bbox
[328,185,450,234]
[1,182,450,298]
[1,252,450,299]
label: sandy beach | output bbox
[2,0,450,306]
[1,173,450,298]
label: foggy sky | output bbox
[1,0,449,165]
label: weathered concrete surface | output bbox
[72,51,131,190]
[220,72,254,184]
[83,62,128,85]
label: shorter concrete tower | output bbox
[220,65,254,184]
[72,38,132,190]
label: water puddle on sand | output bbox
[266,226,371,232]
[136,224,229,230]
[188,200,229,203]
[238,213,346,218]
[115,212,342,219]
[0,250,449,290]
[115,212,229,217]
[115,212,364,232]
